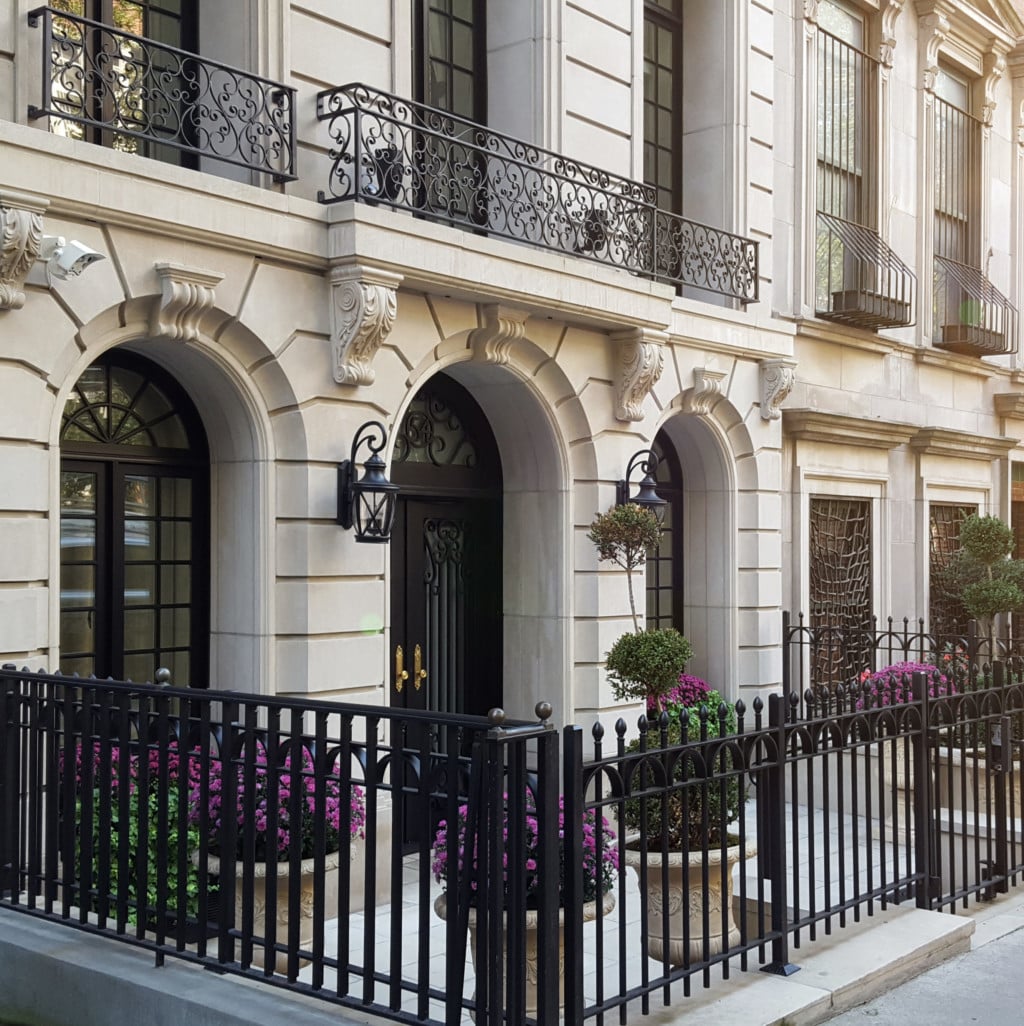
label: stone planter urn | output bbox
[625,839,755,965]
[434,890,615,1021]
[205,850,341,974]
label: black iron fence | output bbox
[27,6,297,182]
[4,652,1024,1025]
[316,83,759,304]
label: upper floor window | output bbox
[29,1,297,181]
[643,0,682,214]
[813,0,915,330]
[816,0,869,224]
[414,0,485,124]
[933,67,978,267]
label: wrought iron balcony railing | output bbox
[316,83,758,303]
[815,213,916,330]
[933,255,1018,358]
[27,6,297,182]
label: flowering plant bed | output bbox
[63,742,209,933]
[629,673,741,849]
[186,743,366,861]
[855,661,954,708]
[431,792,618,905]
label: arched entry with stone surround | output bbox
[652,408,743,695]
[389,372,503,720]
[59,350,210,684]
[52,296,289,695]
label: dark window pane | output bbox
[61,564,95,608]
[160,520,191,560]
[60,609,94,655]
[125,519,156,560]
[124,563,156,606]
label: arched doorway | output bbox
[389,373,503,721]
[58,350,209,685]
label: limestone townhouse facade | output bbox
[0,0,1022,727]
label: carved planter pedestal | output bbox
[206,850,340,974]
[625,840,755,966]
[434,891,615,1021]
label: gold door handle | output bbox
[413,644,427,691]
[394,645,409,693]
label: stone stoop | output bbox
[636,904,974,1026]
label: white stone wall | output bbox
[0,1,1022,725]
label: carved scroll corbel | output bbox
[611,328,667,423]
[982,49,1008,128]
[879,1,905,69]
[760,358,797,421]
[685,367,727,416]
[469,303,529,365]
[0,193,48,311]
[330,264,402,386]
[919,11,950,94]
[151,262,224,342]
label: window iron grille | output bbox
[929,503,975,639]
[814,28,915,330]
[809,497,873,685]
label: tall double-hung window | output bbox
[643,0,682,214]
[931,67,1016,357]
[813,0,914,329]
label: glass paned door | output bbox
[60,466,103,677]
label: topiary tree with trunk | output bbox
[937,514,1024,636]
[588,503,692,712]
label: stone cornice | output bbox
[910,427,1018,459]
[150,262,224,342]
[783,409,918,449]
[329,263,402,386]
[993,392,1024,418]
[611,327,668,423]
[0,191,48,312]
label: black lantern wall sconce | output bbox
[616,448,667,521]
[337,420,400,543]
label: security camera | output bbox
[46,238,106,280]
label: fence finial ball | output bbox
[154,667,172,687]
[535,701,553,722]
[487,707,506,726]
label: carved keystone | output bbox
[760,358,797,421]
[151,262,224,342]
[330,264,402,386]
[469,303,529,365]
[611,328,668,423]
[0,192,48,312]
[685,367,728,416]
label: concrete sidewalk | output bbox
[0,893,998,1026]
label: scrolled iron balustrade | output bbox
[27,6,297,182]
[317,83,759,303]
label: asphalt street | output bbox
[825,923,1024,1026]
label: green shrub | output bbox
[624,693,741,849]
[606,628,693,708]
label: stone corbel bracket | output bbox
[919,11,950,94]
[611,327,668,422]
[0,192,48,311]
[469,303,529,365]
[685,366,728,416]
[760,358,797,421]
[982,48,1008,128]
[151,262,224,342]
[330,264,402,386]
[879,1,905,69]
